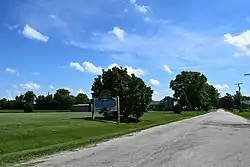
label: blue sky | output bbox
[1,0,250,100]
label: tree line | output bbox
[0,89,90,111]
[170,71,250,112]
[1,68,249,118]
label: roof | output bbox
[149,101,161,105]
[72,104,89,107]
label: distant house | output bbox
[71,104,91,112]
[149,96,176,111]
[241,100,250,108]
[162,96,176,111]
[149,101,163,111]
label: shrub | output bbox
[173,103,183,114]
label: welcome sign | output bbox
[93,97,118,112]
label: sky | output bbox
[1,0,250,100]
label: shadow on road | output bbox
[204,122,250,129]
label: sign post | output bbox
[117,96,120,125]
[92,99,95,120]
[93,95,119,124]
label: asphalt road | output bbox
[21,109,250,167]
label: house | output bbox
[149,96,176,111]
[241,100,250,109]
[149,101,163,111]
[162,96,176,111]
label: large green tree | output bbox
[24,91,36,103]
[91,67,153,119]
[54,89,74,110]
[170,71,208,110]
[75,93,90,104]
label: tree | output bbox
[24,91,36,103]
[75,93,90,104]
[170,71,207,110]
[218,93,234,110]
[15,95,25,109]
[91,67,153,120]
[203,84,220,110]
[54,89,73,110]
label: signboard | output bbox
[93,97,118,112]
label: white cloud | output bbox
[64,87,73,92]
[82,62,103,75]
[49,85,54,89]
[144,17,150,22]
[149,79,160,86]
[163,65,173,74]
[5,24,19,31]
[20,82,40,90]
[5,68,17,73]
[125,66,146,77]
[108,63,120,69]
[22,24,49,42]
[13,85,18,89]
[214,84,229,90]
[129,0,150,14]
[31,72,41,75]
[70,62,85,72]
[77,89,85,94]
[107,63,146,77]
[6,90,14,100]
[110,27,125,41]
[224,30,250,56]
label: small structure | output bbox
[241,100,250,109]
[71,104,91,112]
[162,96,175,110]
[149,96,176,111]
[149,101,163,111]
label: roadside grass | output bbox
[0,111,206,166]
[234,110,250,119]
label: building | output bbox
[162,96,176,111]
[149,96,176,111]
[71,104,91,112]
[149,101,163,111]
[241,100,250,109]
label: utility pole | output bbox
[235,82,243,110]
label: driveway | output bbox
[21,109,250,167]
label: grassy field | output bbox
[0,111,206,165]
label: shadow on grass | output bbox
[72,116,140,124]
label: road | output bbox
[21,109,250,167]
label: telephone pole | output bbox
[235,82,243,110]
[235,82,243,93]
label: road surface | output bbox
[21,109,250,167]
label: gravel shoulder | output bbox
[18,110,250,167]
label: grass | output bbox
[0,110,70,113]
[233,110,250,119]
[0,111,206,166]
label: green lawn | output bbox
[0,111,206,165]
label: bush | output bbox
[173,104,183,114]
[24,103,34,113]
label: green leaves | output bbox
[91,66,153,119]
[170,71,219,110]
